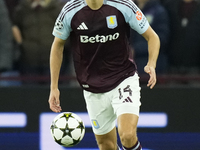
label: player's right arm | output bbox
[48,37,66,113]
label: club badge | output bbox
[106,15,118,29]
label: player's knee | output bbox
[119,130,137,146]
[97,140,116,150]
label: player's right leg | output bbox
[95,127,119,150]
[83,90,119,150]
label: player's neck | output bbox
[85,0,104,10]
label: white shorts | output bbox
[83,73,141,135]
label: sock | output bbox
[122,141,142,150]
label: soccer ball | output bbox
[50,112,85,147]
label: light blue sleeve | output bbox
[108,0,149,34]
[52,1,86,40]
[128,7,149,34]
[52,9,72,40]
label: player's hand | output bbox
[144,65,157,89]
[48,89,62,113]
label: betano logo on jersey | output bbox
[80,33,119,43]
[106,15,118,29]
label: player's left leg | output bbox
[118,113,142,150]
[111,73,142,150]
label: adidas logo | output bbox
[123,97,133,103]
[77,22,88,30]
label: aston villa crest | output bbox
[106,15,118,29]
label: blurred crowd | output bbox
[0,0,200,86]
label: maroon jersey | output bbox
[53,0,149,93]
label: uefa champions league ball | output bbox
[50,112,85,147]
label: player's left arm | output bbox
[142,26,160,89]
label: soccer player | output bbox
[48,0,160,150]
